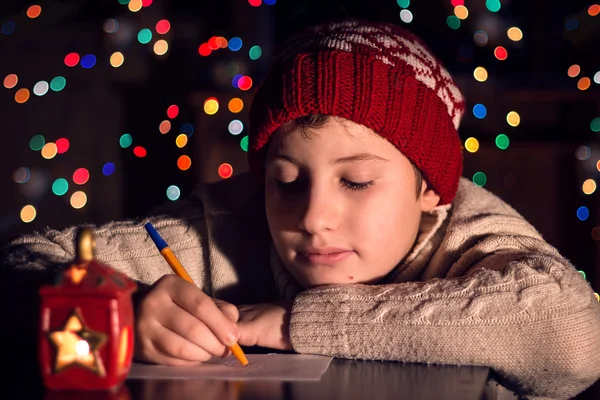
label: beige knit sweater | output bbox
[3,173,600,399]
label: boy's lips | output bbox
[296,247,354,265]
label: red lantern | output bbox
[39,228,137,391]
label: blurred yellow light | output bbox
[228,98,243,113]
[204,99,219,115]
[597,160,600,172]
[154,40,169,55]
[473,67,488,82]
[506,111,521,127]
[15,88,30,103]
[159,120,171,134]
[507,27,523,41]
[465,137,480,153]
[128,0,142,12]
[70,191,88,209]
[175,134,188,148]
[583,179,597,195]
[41,142,58,159]
[577,77,591,91]
[567,64,581,78]
[110,52,124,68]
[454,5,469,20]
[20,205,36,223]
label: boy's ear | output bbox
[419,180,441,212]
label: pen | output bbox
[144,222,249,366]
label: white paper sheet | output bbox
[128,354,333,381]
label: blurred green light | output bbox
[495,134,510,150]
[52,178,69,196]
[486,0,501,12]
[119,133,133,148]
[397,0,410,8]
[473,172,487,187]
[240,135,249,152]
[591,118,600,132]
[446,16,461,30]
[30,134,45,151]
[578,270,587,280]
[249,45,263,60]
[138,28,152,44]
[50,76,66,92]
[118,0,130,4]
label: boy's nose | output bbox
[297,187,340,235]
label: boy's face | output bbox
[264,117,441,288]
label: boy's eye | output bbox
[340,178,374,191]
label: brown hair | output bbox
[278,114,424,198]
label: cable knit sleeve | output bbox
[288,180,600,400]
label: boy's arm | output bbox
[289,238,600,399]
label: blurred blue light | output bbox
[577,206,589,221]
[81,54,97,69]
[228,37,243,51]
[473,103,487,119]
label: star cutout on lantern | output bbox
[47,308,108,376]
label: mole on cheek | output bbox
[348,276,354,280]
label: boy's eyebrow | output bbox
[269,153,389,165]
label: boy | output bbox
[3,19,600,400]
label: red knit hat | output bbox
[248,19,466,205]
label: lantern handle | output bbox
[76,228,96,263]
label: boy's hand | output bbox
[134,275,240,365]
[236,301,294,351]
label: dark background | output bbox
[1,0,600,398]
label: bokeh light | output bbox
[576,146,591,161]
[73,168,90,185]
[397,0,410,7]
[64,53,80,67]
[103,19,118,33]
[473,67,488,82]
[446,16,461,30]
[473,103,487,119]
[507,27,523,41]
[565,18,578,31]
[26,5,42,19]
[218,163,234,179]
[583,179,597,195]
[464,137,479,153]
[120,133,133,148]
[577,77,591,91]
[506,111,521,127]
[594,71,600,84]
[399,9,413,23]
[133,146,147,158]
[167,105,179,119]
[590,4,600,16]
[228,120,244,135]
[177,155,192,171]
[159,120,171,134]
[180,123,194,137]
[110,52,125,67]
[238,76,253,91]
[20,205,37,223]
[454,5,469,20]
[486,0,501,12]
[228,98,243,113]
[591,118,600,132]
[52,178,69,196]
[70,191,88,209]
[567,64,580,78]
[495,134,510,150]
[577,206,589,221]
[13,167,30,184]
[128,0,143,12]
[248,0,261,4]
[156,19,170,34]
[472,172,487,187]
[249,45,263,60]
[240,136,249,152]
[56,138,70,154]
[41,142,58,159]
[198,43,212,56]
[228,37,243,51]
[33,81,49,96]
[166,185,180,201]
[30,134,45,151]
[15,88,30,103]
[102,162,116,176]
[81,54,97,69]
[4,73,18,89]
[154,40,169,55]
[494,46,508,61]
[175,134,188,148]
[204,98,219,115]
[138,28,152,44]
[50,76,66,91]
[1,21,16,35]
[208,36,220,50]
[473,30,488,46]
